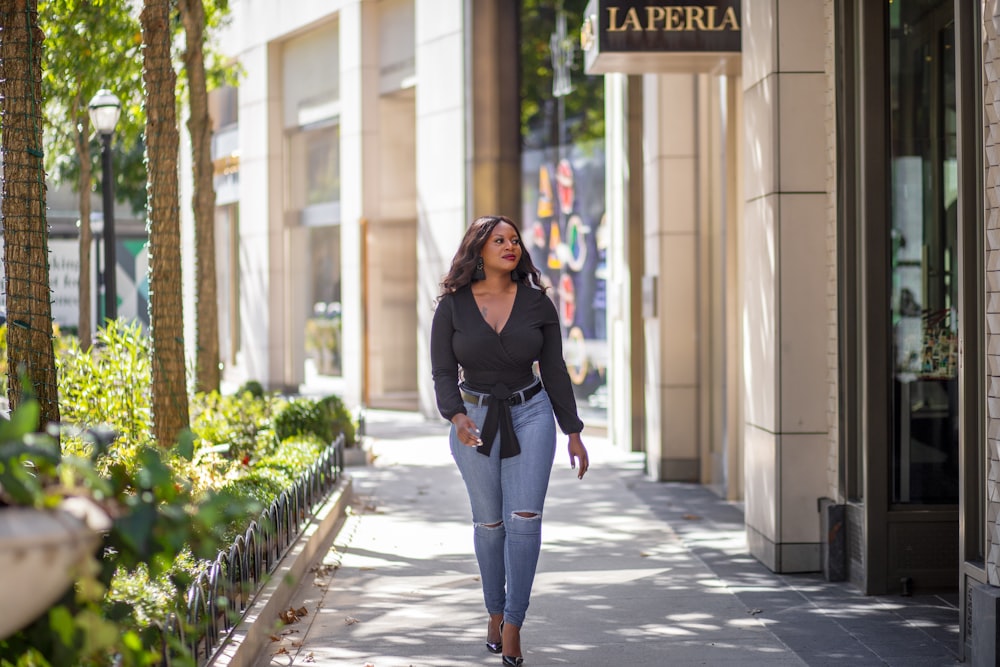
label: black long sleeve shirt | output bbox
[430,282,584,436]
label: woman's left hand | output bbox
[568,433,589,480]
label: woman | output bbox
[430,214,589,666]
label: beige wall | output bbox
[338,0,380,407]
[223,0,515,414]
[216,1,356,390]
[414,0,468,419]
[637,69,743,491]
[642,73,701,482]
[235,40,283,386]
[741,0,829,572]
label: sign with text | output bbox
[582,0,741,74]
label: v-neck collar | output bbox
[470,282,520,335]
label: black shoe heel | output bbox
[501,656,524,667]
[486,620,503,654]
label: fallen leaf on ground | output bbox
[345,616,360,625]
[682,514,701,520]
[279,606,309,625]
[311,562,339,576]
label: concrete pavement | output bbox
[257,409,961,667]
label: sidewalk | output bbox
[258,410,961,667]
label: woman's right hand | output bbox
[452,413,482,447]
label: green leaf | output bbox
[48,605,76,648]
[175,428,195,461]
[75,608,121,656]
[113,502,157,556]
[0,400,39,442]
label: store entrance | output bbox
[881,0,959,592]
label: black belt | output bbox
[460,380,542,458]
[460,381,542,408]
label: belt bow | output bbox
[477,382,521,459]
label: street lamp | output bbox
[88,89,121,322]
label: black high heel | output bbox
[501,656,524,666]
[486,620,503,654]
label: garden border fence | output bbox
[161,434,345,665]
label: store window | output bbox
[888,0,958,505]
[519,0,606,424]
[289,122,340,223]
[215,204,240,366]
[843,0,982,597]
[306,226,341,377]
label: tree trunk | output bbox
[77,105,93,351]
[0,0,60,428]
[141,0,189,446]
[180,0,220,394]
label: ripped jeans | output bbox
[450,389,557,628]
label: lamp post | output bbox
[88,89,121,323]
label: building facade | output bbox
[193,0,1000,661]
[584,0,1000,661]
[204,0,526,415]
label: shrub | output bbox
[319,394,357,445]
[0,322,348,665]
[0,401,257,666]
[256,433,326,477]
[190,390,277,463]
[57,320,154,470]
[273,397,333,443]
[238,379,265,399]
[220,467,288,509]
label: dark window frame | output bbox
[837,0,984,597]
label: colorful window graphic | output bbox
[522,142,607,413]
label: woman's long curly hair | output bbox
[438,215,545,298]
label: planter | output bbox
[0,507,101,640]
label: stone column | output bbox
[237,42,281,384]
[741,0,829,572]
[642,72,700,481]
[340,0,381,407]
[415,0,468,418]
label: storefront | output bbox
[584,0,1000,660]
[584,0,746,496]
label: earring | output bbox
[510,268,525,282]
[472,256,485,281]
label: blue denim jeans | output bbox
[450,389,557,628]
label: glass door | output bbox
[850,0,979,597]
[889,0,958,506]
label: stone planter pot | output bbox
[0,507,102,640]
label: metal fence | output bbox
[162,434,345,665]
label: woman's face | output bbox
[480,221,522,275]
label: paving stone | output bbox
[255,409,959,667]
